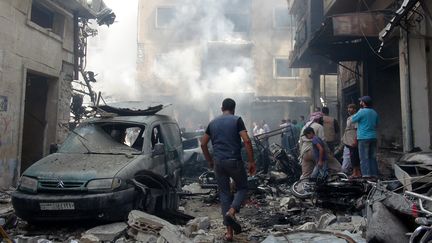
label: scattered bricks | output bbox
[85,222,128,242]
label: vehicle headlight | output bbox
[86,178,121,190]
[19,176,38,193]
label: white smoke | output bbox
[86,0,139,102]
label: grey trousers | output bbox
[214,159,248,226]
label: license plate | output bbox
[40,202,75,211]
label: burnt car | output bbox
[12,106,183,222]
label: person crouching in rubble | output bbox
[303,127,328,178]
[298,112,341,179]
[201,98,256,242]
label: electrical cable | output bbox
[357,0,399,61]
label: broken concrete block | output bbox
[160,225,192,243]
[85,222,128,241]
[366,202,409,243]
[317,213,337,229]
[80,234,100,243]
[279,197,296,209]
[296,222,317,231]
[128,210,175,234]
[193,234,215,243]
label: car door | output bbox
[160,123,182,186]
[148,124,167,176]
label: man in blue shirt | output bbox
[351,96,379,178]
[201,98,256,241]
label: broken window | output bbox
[225,13,250,33]
[30,2,65,36]
[151,126,164,149]
[273,7,293,29]
[274,57,299,78]
[59,123,145,154]
[163,123,182,149]
[155,7,175,28]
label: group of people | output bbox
[299,96,379,180]
[200,96,379,241]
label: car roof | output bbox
[81,114,177,125]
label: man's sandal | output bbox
[224,214,242,234]
[223,233,233,242]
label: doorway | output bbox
[20,72,50,172]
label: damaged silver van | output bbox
[12,105,183,222]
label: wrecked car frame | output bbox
[12,112,183,222]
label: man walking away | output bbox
[342,104,361,178]
[351,96,379,178]
[201,98,256,241]
[322,107,340,152]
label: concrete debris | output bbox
[262,231,360,243]
[136,232,158,242]
[182,183,212,195]
[128,210,174,234]
[279,197,296,209]
[84,222,127,241]
[160,225,192,243]
[366,202,409,243]
[193,234,215,243]
[295,222,317,231]
[317,213,337,229]
[80,233,100,243]
[185,216,211,235]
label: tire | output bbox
[291,178,316,199]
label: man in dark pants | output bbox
[201,98,256,241]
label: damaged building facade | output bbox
[289,0,432,152]
[136,0,312,129]
[0,0,108,189]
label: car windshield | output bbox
[59,122,145,155]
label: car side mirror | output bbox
[50,144,59,154]
[152,143,165,157]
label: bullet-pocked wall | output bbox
[0,0,75,189]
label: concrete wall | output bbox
[407,4,432,151]
[0,0,74,189]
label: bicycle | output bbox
[405,190,432,243]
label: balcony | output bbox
[324,0,376,16]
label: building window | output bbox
[30,2,64,36]
[225,13,250,33]
[273,7,293,29]
[156,7,175,28]
[274,57,299,78]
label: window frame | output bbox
[155,6,176,29]
[273,57,299,79]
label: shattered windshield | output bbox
[59,123,145,155]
